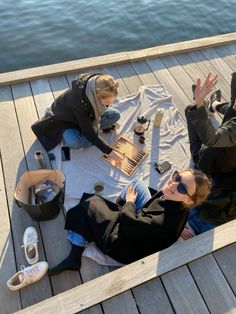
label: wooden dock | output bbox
[0,33,236,314]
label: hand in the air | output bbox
[194,73,218,108]
[125,184,137,203]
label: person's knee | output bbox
[63,129,81,149]
[64,140,81,149]
[109,108,120,122]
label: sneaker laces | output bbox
[21,239,38,249]
[21,239,39,255]
[20,264,39,280]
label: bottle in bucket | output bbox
[153,109,164,127]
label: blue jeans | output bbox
[63,107,120,149]
[188,206,216,234]
[68,179,151,246]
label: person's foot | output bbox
[208,90,221,114]
[48,244,84,276]
[102,124,117,134]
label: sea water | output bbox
[0,0,235,73]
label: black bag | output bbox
[14,169,65,221]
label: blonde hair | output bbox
[183,169,212,208]
[95,75,119,99]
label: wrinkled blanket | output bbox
[52,84,191,265]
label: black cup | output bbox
[139,136,145,144]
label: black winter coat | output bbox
[186,72,236,175]
[188,106,236,174]
[65,192,188,264]
[31,73,112,154]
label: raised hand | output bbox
[125,184,137,203]
[194,73,218,108]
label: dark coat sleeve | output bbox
[72,102,112,154]
[119,201,165,239]
[188,105,236,147]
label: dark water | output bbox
[0,0,235,73]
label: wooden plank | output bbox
[189,254,236,314]
[15,219,236,314]
[132,277,174,314]
[187,50,231,98]
[116,63,143,94]
[0,85,52,308]
[200,48,233,83]
[227,43,236,56]
[214,244,236,295]
[0,147,21,313]
[0,52,129,87]
[214,46,236,72]
[102,292,139,314]
[146,57,190,119]
[128,33,236,61]
[131,60,161,85]
[0,34,235,87]
[161,55,198,102]
[174,53,223,125]
[49,74,112,314]
[162,265,209,314]
[29,79,82,295]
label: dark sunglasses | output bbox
[172,171,193,198]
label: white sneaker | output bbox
[7,261,48,291]
[21,226,39,265]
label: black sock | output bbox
[48,244,84,276]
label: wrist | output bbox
[195,99,204,108]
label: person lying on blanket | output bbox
[185,72,236,176]
[48,168,211,275]
[31,72,123,163]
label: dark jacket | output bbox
[186,72,236,175]
[65,192,188,264]
[188,105,236,174]
[199,175,236,225]
[31,73,113,154]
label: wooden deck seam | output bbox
[212,248,236,298]
[185,262,211,313]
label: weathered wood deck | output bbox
[0,33,236,314]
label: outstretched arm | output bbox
[194,73,218,108]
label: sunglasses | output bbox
[172,171,193,198]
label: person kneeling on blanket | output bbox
[31,72,123,163]
[48,169,211,275]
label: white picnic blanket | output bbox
[52,84,191,266]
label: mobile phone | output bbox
[61,146,71,161]
[154,161,171,174]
